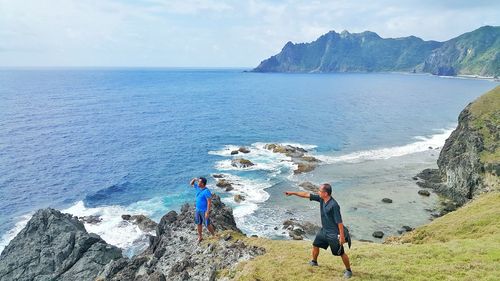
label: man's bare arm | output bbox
[190,178,198,186]
[284,191,311,199]
[205,198,212,219]
[338,222,345,244]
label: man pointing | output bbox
[285,183,352,279]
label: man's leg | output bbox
[197,224,203,241]
[207,224,215,236]
[312,246,320,262]
[341,253,351,269]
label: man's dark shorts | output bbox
[194,210,211,226]
[313,230,344,256]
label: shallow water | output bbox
[0,69,497,253]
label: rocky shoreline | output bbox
[0,195,265,281]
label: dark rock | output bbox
[358,239,374,243]
[428,146,433,149]
[294,162,317,174]
[274,226,278,230]
[79,215,103,224]
[212,174,224,178]
[382,198,393,203]
[225,186,234,192]
[231,158,254,168]
[0,208,122,281]
[234,194,245,203]
[418,190,431,196]
[372,231,384,238]
[238,147,250,153]
[128,214,158,232]
[412,176,419,180]
[216,179,232,188]
[251,235,258,238]
[122,214,132,220]
[402,225,413,232]
[299,181,319,192]
[230,150,239,155]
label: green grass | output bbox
[469,86,500,164]
[219,192,500,281]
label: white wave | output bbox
[316,128,454,163]
[0,197,167,258]
[0,214,31,255]
[62,201,157,257]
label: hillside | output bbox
[221,192,500,281]
[253,26,500,77]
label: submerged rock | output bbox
[122,214,158,233]
[418,190,431,196]
[299,181,320,193]
[234,194,246,203]
[238,147,250,153]
[79,215,103,224]
[382,198,393,203]
[231,158,255,168]
[0,208,122,281]
[372,231,384,239]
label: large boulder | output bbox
[0,208,122,281]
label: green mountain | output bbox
[253,26,500,77]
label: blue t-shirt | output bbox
[194,183,212,211]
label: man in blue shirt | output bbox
[285,183,352,279]
[189,177,216,242]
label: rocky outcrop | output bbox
[122,214,158,233]
[231,158,254,168]
[264,144,321,174]
[282,219,321,240]
[416,86,499,205]
[1,195,265,281]
[0,208,122,281]
[103,194,265,281]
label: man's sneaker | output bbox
[343,269,353,279]
[309,260,319,266]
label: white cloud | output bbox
[0,0,498,67]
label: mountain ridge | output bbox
[253,26,500,77]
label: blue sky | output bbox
[0,0,499,67]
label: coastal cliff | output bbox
[417,86,499,204]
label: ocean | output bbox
[0,68,497,255]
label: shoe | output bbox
[309,260,318,266]
[343,269,352,279]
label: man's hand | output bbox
[190,178,198,186]
[284,191,310,198]
[205,211,209,219]
[339,235,346,245]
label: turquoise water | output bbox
[0,69,496,253]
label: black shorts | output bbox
[313,231,344,256]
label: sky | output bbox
[0,0,499,67]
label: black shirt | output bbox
[310,194,343,235]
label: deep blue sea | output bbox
[0,69,497,254]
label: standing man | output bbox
[189,177,216,242]
[285,183,352,279]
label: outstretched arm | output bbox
[284,191,311,199]
[190,178,198,187]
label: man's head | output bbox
[198,177,207,188]
[318,183,332,199]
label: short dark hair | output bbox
[321,183,332,195]
[199,177,207,185]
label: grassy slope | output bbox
[218,192,500,281]
[469,85,500,164]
